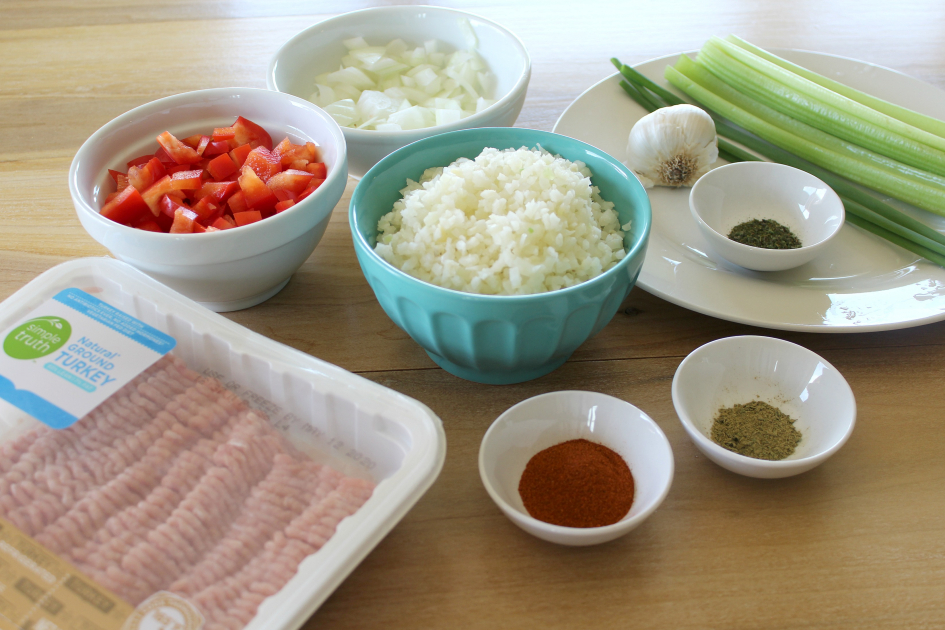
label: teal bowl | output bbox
[349,127,651,384]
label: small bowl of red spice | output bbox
[478,391,674,546]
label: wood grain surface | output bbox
[2,2,944,629]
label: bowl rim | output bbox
[68,86,348,243]
[689,161,846,255]
[348,126,653,301]
[478,390,675,540]
[266,4,532,139]
[671,334,857,469]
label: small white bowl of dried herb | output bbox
[671,335,856,479]
[689,162,845,272]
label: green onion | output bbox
[845,213,945,267]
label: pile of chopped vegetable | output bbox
[310,35,496,131]
[100,117,327,233]
[611,35,945,267]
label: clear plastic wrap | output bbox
[0,258,445,630]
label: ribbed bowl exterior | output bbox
[350,127,651,384]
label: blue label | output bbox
[0,373,77,429]
[52,289,176,354]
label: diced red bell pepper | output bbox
[194,180,239,204]
[164,163,192,175]
[233,210,263,227]
[232,116,273,150]
[211,215,236,230]
[256,197,278,217]
[275,199,296,213]
[268,169,314,195]
[272,138,293,162]
[203,141,230,157]
[141,176,179,214]
[159,193,190,219]
[156,131,203,165]
[212,126,236,142]
[154,210,173,231]
[296,180,324,202]
[243,147,281,182]
[276,139,318,167]
[170,207,199,233]
[238,166,277,209]
[190,197,220,223]
[128,157,167,192]
[169,169,204,191]
[101,185,150,225]
[305,162,327,178]
[102,117,326,233]
[206,153,238,181]
[126,154,154,169]
[116,173,130,191]
[196,135,211,156]
[227,190,248,215]
[134,218,164,232]
[153,147,176,165]
[229,143,253,168]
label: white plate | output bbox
[553,50,945,332]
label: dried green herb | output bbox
[728,219,802,249]
[711,400,802,460]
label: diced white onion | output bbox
[309,23,496,131]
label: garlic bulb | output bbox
[625,104,719,188]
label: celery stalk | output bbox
[612,58,945,265]
[725,35,945,140]
[665,61,945,216]
[676,54,945,189]
[705,37,945,155]
[696,39,945,178]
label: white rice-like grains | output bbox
[375,147,629,295]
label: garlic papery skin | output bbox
[626,104,719,188]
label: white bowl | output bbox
[267,5,530,178]
[478,391,674,546]
[69,88,347,312]
[689,162,845,271]
[672,335,856,478]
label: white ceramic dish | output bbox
[0,258,446,630]
[267,5,530,179]
[690,162,844,271]
[671,335,856,478]
[554,50,945,331]
[70,88,347,312]
[478,391,673,546]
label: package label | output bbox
[0,289,176,429]
[0,518,203,630]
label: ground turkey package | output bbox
[0,259,446,630]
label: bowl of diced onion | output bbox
[267,5,531,178]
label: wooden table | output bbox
[3,1,945,628]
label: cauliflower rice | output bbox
[374,147,629,295]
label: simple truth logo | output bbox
[3,317,72,360]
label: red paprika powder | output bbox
[518,438,634,528]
